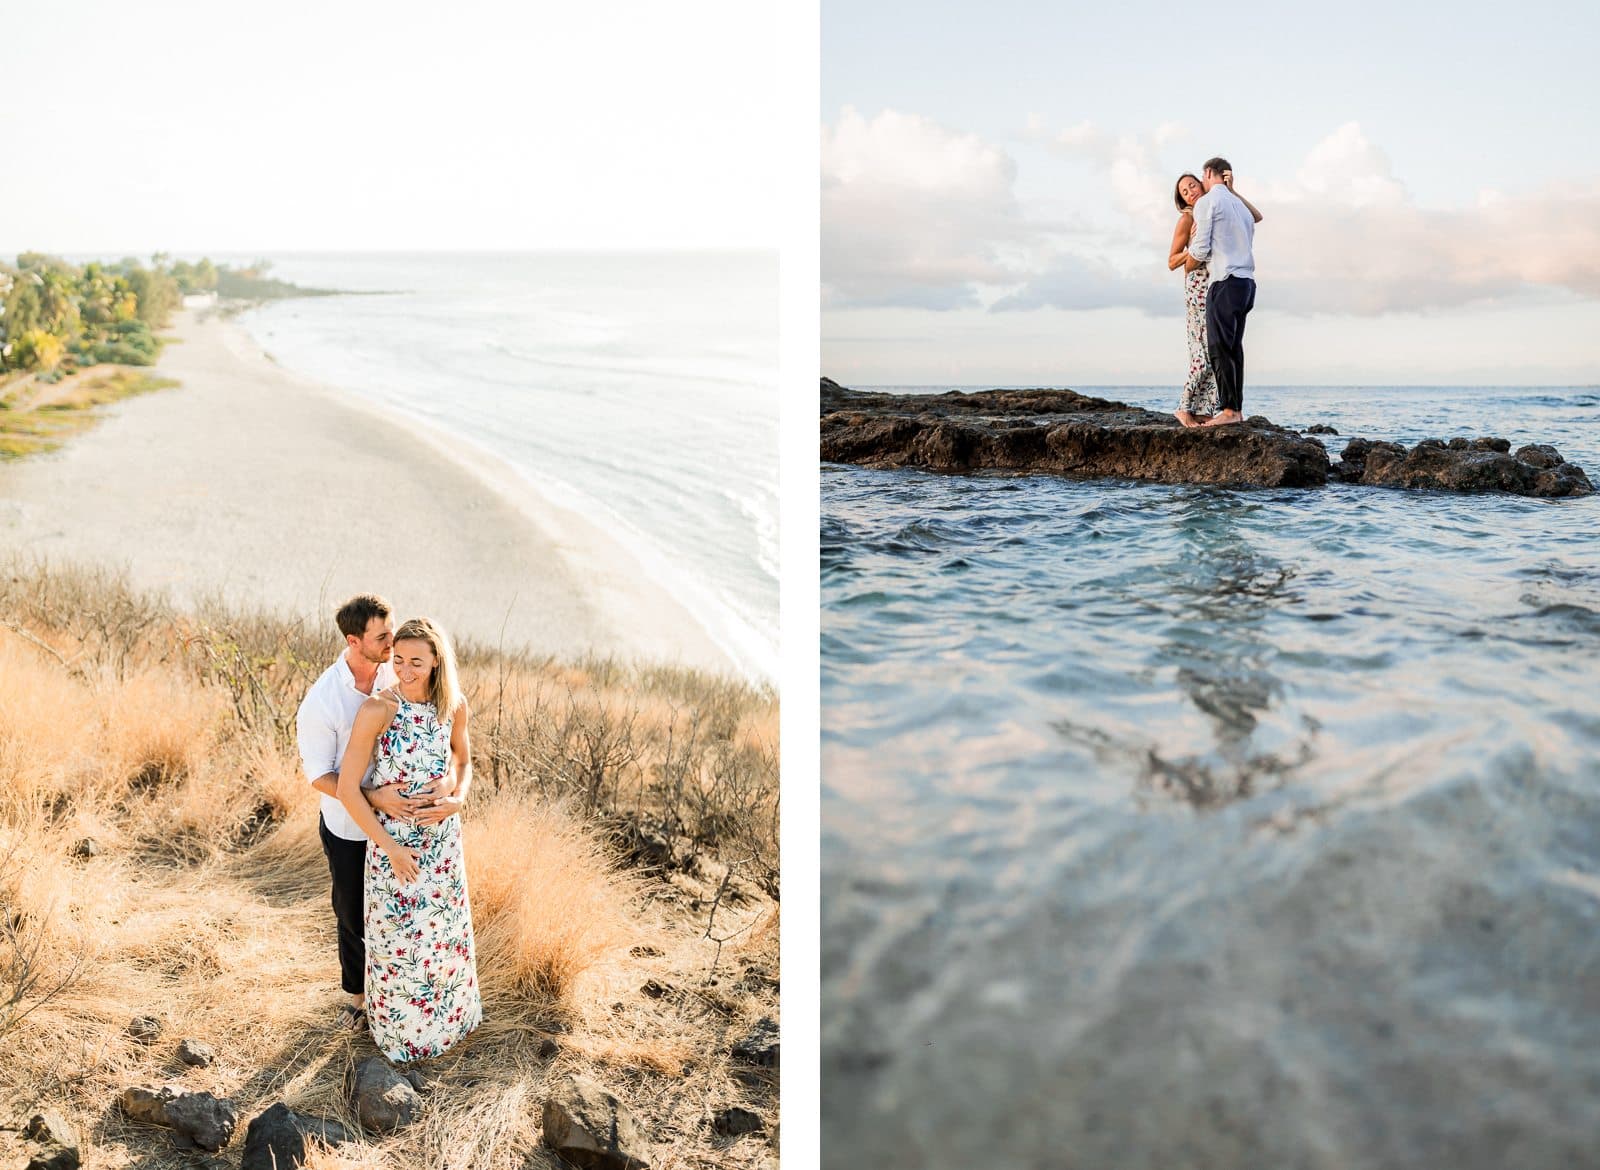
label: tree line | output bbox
[0,254,310,376]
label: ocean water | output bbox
[231,252,777,681]
[822,385,1600,1168]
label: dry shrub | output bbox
[0,637,101,816]
[98,665,228,795]
[467,794,634,1008]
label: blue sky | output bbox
[822,0,1600,384]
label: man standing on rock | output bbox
[1186,157,1258,427]
[295,593,439,1029]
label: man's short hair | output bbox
[335,593,392,640]
[1202,156,1232,177]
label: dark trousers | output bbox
[318,815,366,995]
[1206,275,1256,413]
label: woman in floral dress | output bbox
[336,616,482,1063]
[1167,169,1262,427]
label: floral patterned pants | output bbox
[1180,268,1219,416]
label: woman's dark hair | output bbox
[1173,173,1202,212]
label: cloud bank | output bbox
[823,111,1600,317]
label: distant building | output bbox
[182,290,218,309]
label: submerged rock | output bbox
[820,379,1593,498]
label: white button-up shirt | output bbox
[1188,184,1256,285]
[296,654,398,841]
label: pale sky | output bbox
[0,0,782,253]
[822,0,1600,385]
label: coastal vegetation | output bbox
[0,368,179,459]
[0,563,779,1169]
[0,254,335,379]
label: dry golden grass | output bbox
[0,564,779,1170]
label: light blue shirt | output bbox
[1188,185,1255,285]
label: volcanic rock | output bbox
[542,1074,652,1170]
[712,1106,765,1136]
[23,1111,80,1170]
[118,1085,238,1151]
[348,1057,420,1132]
[239,1103,355,1170]
[732,1016,780,1069]
[821,380,1593,498]
[177,1038,216,1067]
[820,382,1329,488]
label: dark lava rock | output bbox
[349,1056,420,1133]
[538,1036,561,1059]
[177,1038,216,1067]
[732,1017,780,1069]
[542,1074,652,1170]
[402,1068,436,1094]
[712,1106,765,1136]
[1360,441,1590,495]
[127,1016,163,1045]
[23,1111,80,1170]
[822,379,1593,497]
[820,382,1329,488]
[119,1086,238,1152]
[240,1103,356,1170]
[166,1092,239,1152]
[1516,443,1564,469]
[24,1112,77,1148]
[1305,424,1339,435]
[25,1146,80,1170]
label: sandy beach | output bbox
[0,310,737,674]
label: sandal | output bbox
[334,1004,368,1031]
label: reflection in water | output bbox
[1056,494,1320,810]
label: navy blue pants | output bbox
[319,815,366,995]
[1206,275,1256,413]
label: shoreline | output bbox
[0,310,743,677]
[231,302,777,682]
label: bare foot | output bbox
[1174,410,1199,428]
[1202,409,1244,427]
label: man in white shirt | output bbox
[295,593,441,1027]
[1186,156,1257,427]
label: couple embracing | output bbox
[1168,156,1263,428]
[296,593,483,1064]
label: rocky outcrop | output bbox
[819,379,1593,497]
[542,1075,652,1170]
[1332,436,1594,496]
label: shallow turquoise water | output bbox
[822,386,1600,1169]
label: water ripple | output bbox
[823,385,1600,1168]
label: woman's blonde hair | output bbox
[394,617,462,720]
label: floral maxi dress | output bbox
[1179,216,1219,416]
[364,696,482,1062]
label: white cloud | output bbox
[822,113,1600,319]
[821,108,1028,308]
[1255,123,1600,313]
